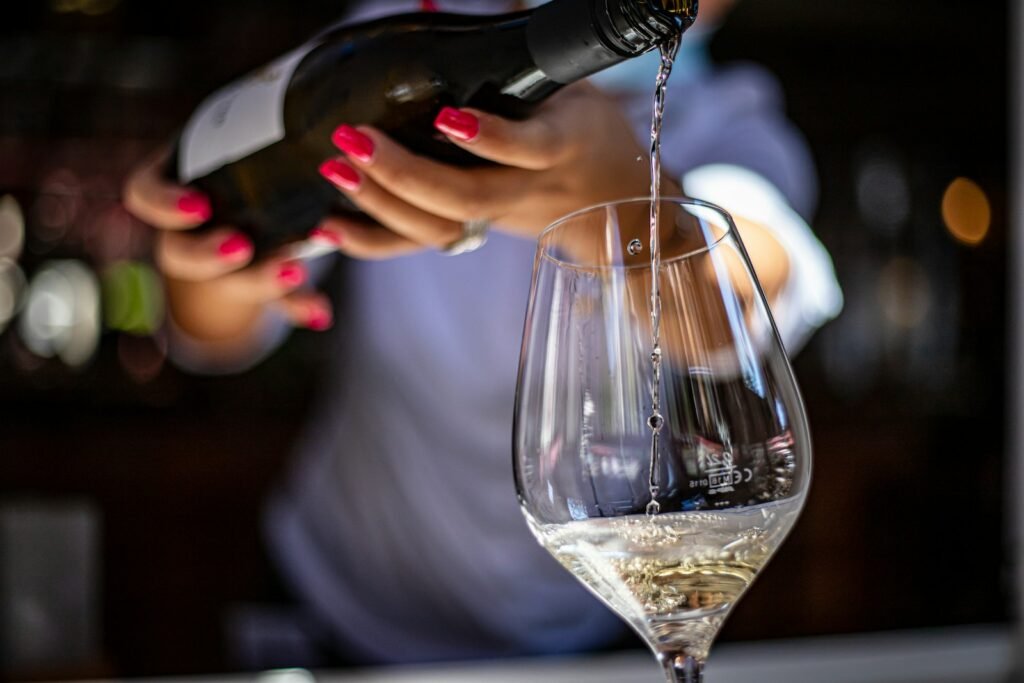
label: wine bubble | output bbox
[627,239,643,255]
[647,412,664,432]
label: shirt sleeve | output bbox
[623,62,843,353]
[655,63,821,219]
[683,164,843,354]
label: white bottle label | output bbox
[178,41,320,183]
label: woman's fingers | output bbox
[329,125,522,223]
[161,232,335,331]
[223,256,310,304]
[431,85,606,170]
[164,250,308,305]
[123,148,212,230]
[156,228,254,282]
[127,148,336,335]
[433,106,568,171]
[274,291,334,331]
[316,216,426,260]
[319,158,464,250]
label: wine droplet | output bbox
[628,239,643,256]
[648,412,664,432]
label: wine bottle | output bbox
[170,0,698,254]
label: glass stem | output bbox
[660,653,704,683]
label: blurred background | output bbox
[0,0,1011,679]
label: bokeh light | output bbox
[104,40,181,91]
[855,149,911,235]
[877,256,932,330]
[0,195,26,260]
[102,261,165,335]
[0,258,26,334]
[941,177,991,246]
[85,203,140,263]
[19,261,101,367]
[33,169,84,249]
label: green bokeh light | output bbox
[102,261,165,335]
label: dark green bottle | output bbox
[170,0,698,254]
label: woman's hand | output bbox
[312,79,791,323]
[314,82,667,259]
[123,149,334,350]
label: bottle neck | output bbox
[526,0,696,84]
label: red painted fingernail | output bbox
[277,261,307,288]
[319,158,361,191]
[309,226,344,247]
[331,125,375,162]
[306,304,333,332]
[217,233,253,262]
[177,191,212,220]
[434,107,479,142]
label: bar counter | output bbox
[86,625,1012,683]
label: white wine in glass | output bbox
[513,198,811,682]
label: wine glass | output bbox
[513,197,810,683]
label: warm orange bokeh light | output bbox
[941,177,991,246]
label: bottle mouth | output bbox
[652,0,699,23]
[600,0,699,55]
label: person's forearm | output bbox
[730,215,790,305]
